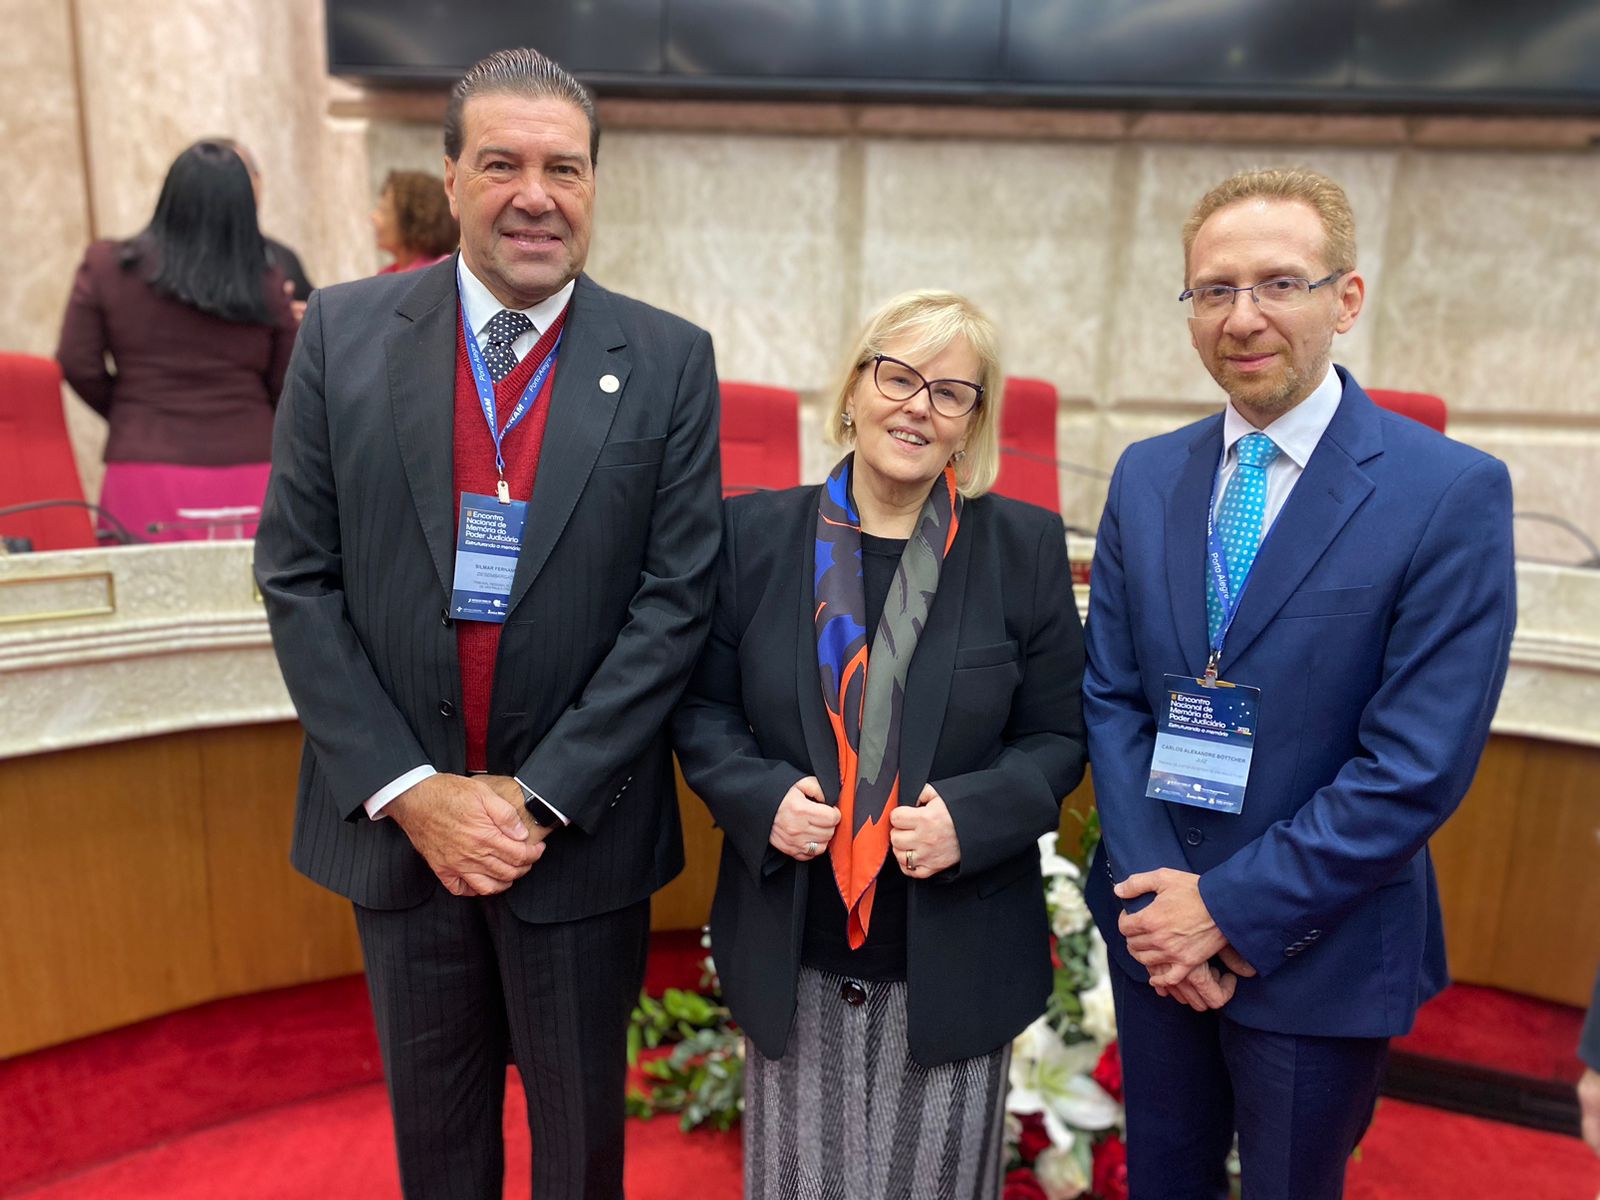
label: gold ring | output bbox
[905,850,915,871]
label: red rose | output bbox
[1091,1041,1123,1102]
[1002,1167,1050,1200]
[1016,1111,1052,1163]
[1049,935,1064,970]
[1092,1133,1129,1200]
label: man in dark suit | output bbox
[254,47,721,1200]
[1083,167,1516,1198]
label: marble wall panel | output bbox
[856,139,1120,397]
[1108,145,1398,407]
[1,0,90,359]
[71,0,370,291]
[585,132,853,392]
[1368,151,1600,419]
[1456,427,1600,566]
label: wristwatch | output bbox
[517,780,562,829]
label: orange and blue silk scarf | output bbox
[814,454,962,948]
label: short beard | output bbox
[1227,351,1328,423]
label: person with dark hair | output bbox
[56,139,296,541]
[372,169,459,274]
[211,137,315,307]
[255,45,721,1200]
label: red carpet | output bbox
[4,940,1598,1200]
[1395,983,1588,1083]
[9,1071,742,1200]
[1345,1098,1600,1199]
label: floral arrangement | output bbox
[627,825,1130,1200]
[1001,827,1127,1200]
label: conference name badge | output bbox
[1145,673,1259,815]
[449,492,527,624]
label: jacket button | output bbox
[438,700,455,718]
[1285,945,1301,957]
[1307,929,1321,940]
[440,609,452,627]
[1185,828,1203,846]
[840,980,867,1007]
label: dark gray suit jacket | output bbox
[255,257,721,922]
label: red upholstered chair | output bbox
[0,353,96,550]
[719,382,800,497]
[1367,388,1447,434]
[992,376,1060,513]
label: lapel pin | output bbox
[599,373,620,394]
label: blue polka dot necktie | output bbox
[482,309,533,383]
[1206,431,1281,645]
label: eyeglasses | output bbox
[1180,269,1349,318]
[871,355,983,418]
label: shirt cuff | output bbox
[364,765,437,819]
[515,777,571,826]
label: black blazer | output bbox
[255,257,722,923]
[674,485,1087,1067]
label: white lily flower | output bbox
[1037,831,1080,879]
[1008,1018,1121,1143]
[1035,1144,1091,1200]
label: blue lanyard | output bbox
[459,292,562,484]
[1202,462,1281,681]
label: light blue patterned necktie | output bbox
[1206,431,1281,645]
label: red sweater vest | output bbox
[453,308,567,772]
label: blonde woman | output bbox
[675,290,1087,1198]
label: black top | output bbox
[802,532,910,980]
[265,236,314,301]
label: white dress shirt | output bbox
[363,259,576,823]
[1213,364,1343,531]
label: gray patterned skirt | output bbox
[743,967,1010,1200]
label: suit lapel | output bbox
[795,485,842,805]
[1218,373,1381,669]
[387,258,461,600]
[897,509,972,800]
[1165,418,1223,677]
[507,275,631,614]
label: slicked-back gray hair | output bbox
[444,48,600,166]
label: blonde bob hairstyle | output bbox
[825,289,1003,499]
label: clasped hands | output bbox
[388,773,553,897]
[769,777,960,876]
[1115,868,1257,1012]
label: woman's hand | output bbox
[890,784,961,876]
[769,776,841,861]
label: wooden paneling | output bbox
[0,736,217,1054]
[1482,739,1600,1004]
[1430,738,1528,984]
[654,763,721,932]
[195,724,364,996]
[2,727,1594,1056]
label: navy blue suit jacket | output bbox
[1083,368,1516,1039]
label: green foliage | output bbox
[626,982,744,1132]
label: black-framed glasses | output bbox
[1179,269,1350,318]
[871,355,984,418]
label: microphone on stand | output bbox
[0,499,145,549]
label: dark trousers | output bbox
[354,888,651,1200]
[1109,963,1388,1200]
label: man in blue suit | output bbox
[1083,167,1517,1199]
